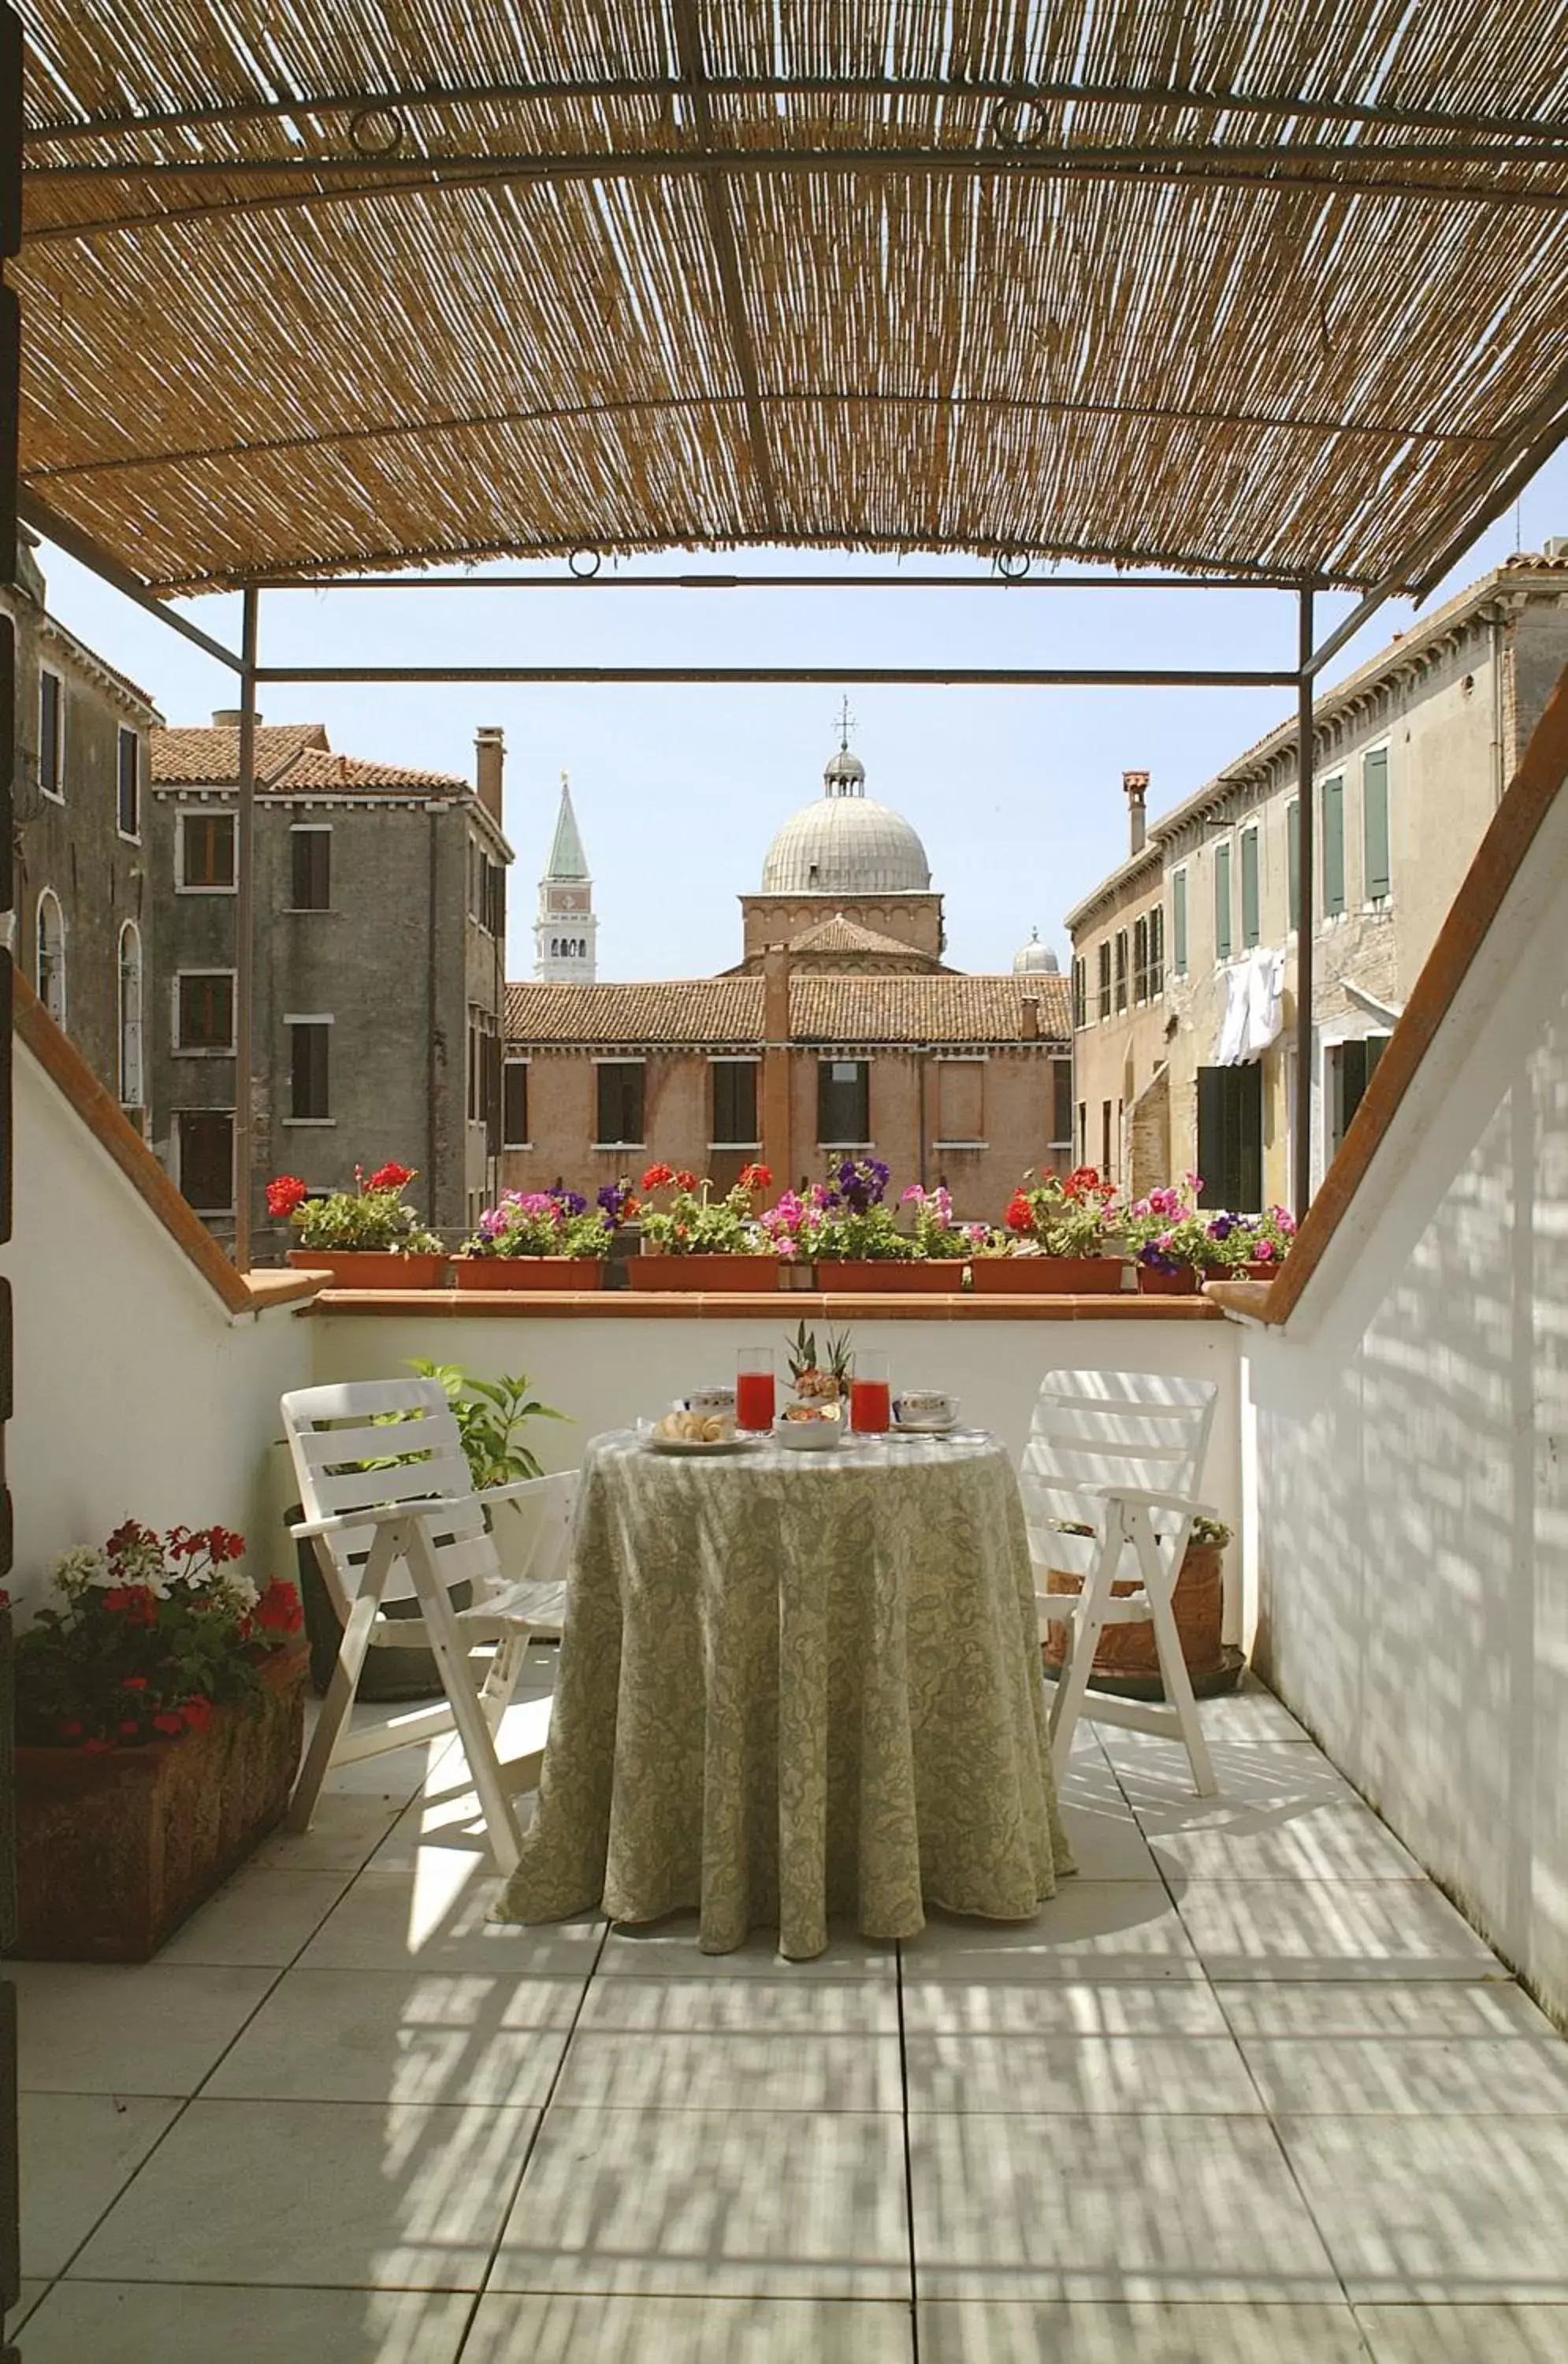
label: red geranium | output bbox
[1005,1191,1034,1232]
[255,1578,304,1636]
[674,1169,698,1191]
[739,1163,772,1191]
[367,1161,414,1193]
[180,1697,214,1734]
[266,1173,310,1219]
[641,1163,674,1191]
[121,1674,148,1692]
[152,1712,185,1737]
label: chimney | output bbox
[1123,770,1150,856]
[1020,994,1040,1041]
[212,708,254,728]
[474,726,504,826]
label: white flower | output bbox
[54,1547,109,1595]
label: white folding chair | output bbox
[281,1376,579,1873]
[1020,1367,1220,1796]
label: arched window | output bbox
[35,889,65,1025]
[551,936,559,957]
[118,921,143,1107]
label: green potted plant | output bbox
[628,1162,782,1291]
[975,1166,1128,1294]
[1123,1176,1247,1294]
[272,1161,446,1288]
[454,1187,613,1290]
[295,1358,570,1700]
[13,1521,308,1960]
[901,1184,987,1284]
[1042,1514,1235,1696]
[788,1158,950,1292]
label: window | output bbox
[1146,904,1164,996]
[1328,1034,1390,1159]
[290,826,331,910]
[1213,842,1232,962]
[117,924,143,1107]
[1172,869,1187,975]
[1071,956,1086,1029]
[1196,1065,1263,1212]
[1363,748,1391,902]
[817,1058,870,1145]
[1321,774,1346,917]
[38,669,63,801]
[1096,941,1112,1020]
[1240,827,1260,949]
[176,969,235,1052]
[934,1060,983,1146]
[596,1061,645,1146]
[471,839,506,936]
[179,810,236,890]
[1132,916,1149,1003]
[1286,798,1301,929]
[502,1058,529,1148]
[467,1013,500,1150]
[35,889,65,1024]
[117,727,140,838]
[1113,930,1128,1013]
[289,1020,332,1121]
[176,1110,234,1215]
[1077,1101,1087,1163]
[1100,1100,1112,1174]
[711,1059,759,1146]
[1052,1059,1072,1146]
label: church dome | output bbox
[1013,927,1061,976]
[760,746,931,896]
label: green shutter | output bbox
[1172,871,1187,973]
[1287,800,1300,927]
[1240,828,1260,948]
[1214,842,1232,961]
[1322,775,1345,916]
[1363,748,1391,901]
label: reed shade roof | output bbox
[17,2,1568,594]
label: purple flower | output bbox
[1208,1214,1235,1241]
[835,1157,889,1214]
[596,1183,629,1219]
[553,1188,588,1217]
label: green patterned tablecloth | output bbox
[496,1426,1075,1957]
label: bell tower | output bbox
[533,772,598,983]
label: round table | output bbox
[496,1425,1076,1957]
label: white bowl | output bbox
[773,1414,845,1451]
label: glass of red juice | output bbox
[850,1349,891,1433]
[736,1348,775,1431]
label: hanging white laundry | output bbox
[1245,946,1285,1057]
[1214,961,1250,1064]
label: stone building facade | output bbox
[2,530,161,1119]
[503,743,1072,1221]
[148,716,513,1254]
[1066,556,1568,1207]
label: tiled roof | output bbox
[787,913,929,958]
[505,972,1069,1049]
[150,725,471,799]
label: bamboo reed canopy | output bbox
[17,1,1568,597]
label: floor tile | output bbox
[1277,2114,1568,2300]
[18,2092,181,2278]
[919,2298,1373,2362]
[1059,1801,1163,1882]
[69,2098,539,2290]
[905,2032,1263,2115]
[17,2282,473,2363]
[1144,1801,1423,1883]
[554,2029,903,2112]
[596,1919,897,1979]
[1112,1743,1358,1816]
[900,1885,1202,1983]
[490,2105,908,2296]
[578,1973,897,2035]
[1173,1880,1508,1981]
[1240,2033,1568,2116]
[899,1980,1229,2039]
[1357,2303,1568,2361]
[10,1961,276,2095]
[205,1967,581,2106]
[911,2111,1338,2299]
[8,2279,50,2332]
[298,1855,604,1976]
[251,1787,409,1872]
[464,2294,915,2362]
[156,1865,355,1967]
[1215,1982,1559,2039]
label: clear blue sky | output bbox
[36,448,1568,983]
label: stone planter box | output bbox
[814,1261,964,1292]
[452,1257,604,1291]
[627,1254,782,1292]
[970,1256,1127,1295]
[13,1642,309,1961]
[1042,1541,1225,1689]
[288,1249,447,1289]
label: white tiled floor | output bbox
[10,1663,1568,2362]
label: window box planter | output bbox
[814,1261,964,1293]
[1042,1540,1228,1691]
[453,1257,604,1292]
[626,1254,782,1292]
[13,1641,309,1962]
[970,1256,1128,1295]
[287,1249,447,1289]
[1135,1262,1224,1295]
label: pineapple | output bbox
[787,1321,853,1402]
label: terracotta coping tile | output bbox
[303,1288,1224,1321]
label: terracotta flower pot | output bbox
[1135,1262,1224,1295]
[814,1260,964,1292]
[452,1257,604,1292]
[1042,1542,1225,1687]
[626,1254,782,1292]
[287,1249,447,1289]
[969,1256,1128,1295]
[13,1641,309,1961]
[1243,1260,1284,1282]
